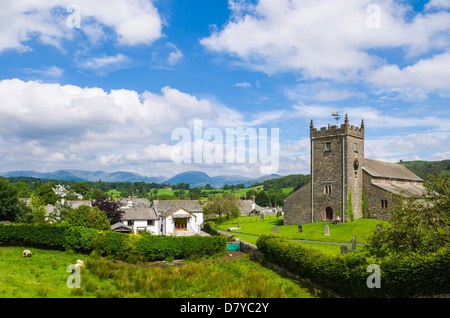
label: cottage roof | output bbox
[363,159,423,182]
[153,200,203,217]
[122,207,158,221]
[111,222,133,232]
[371,182,427,197]
[238,200,262,214]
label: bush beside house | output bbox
[0,223,227,262]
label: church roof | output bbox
[371,182,427,197]
[363,159,423,182]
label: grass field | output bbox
[0,246,321,298]
[214,216,389,255]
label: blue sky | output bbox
[0,0,449,179]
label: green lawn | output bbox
[216,217,389,255]
[0,246,320,298]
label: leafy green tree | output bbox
[71,181,91,196]
[66,204,111,230]
[86,207,111,230]
[203,193,240,221]
[66,204,90,228]
[0,178,24,222]
[368,176,450,256]
[245,189,258,200]
[255,191,270,207]
[30,194,47,221]
[36,183,59,205]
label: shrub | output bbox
[0,223,228,263]
[256,233,450,297]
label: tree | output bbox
[36,183,59,205]
[203,193,240,221]
[92,197,124,225]
[245,189,258,200]
[66,204,111,230]
[255,191,270,207]
[71,181,91,196]
[86,207,110,230]
[0,178,24,222]
[30,194,47,221]
[368,176,450,256]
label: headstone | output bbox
[376,223,383,233]
[298,225,303,233]
[324,225,330,235]
[261,214,264,220]
[349,236,357,252]
[340,245,348,255]
[349,239,355,252]
[238,222,240,229]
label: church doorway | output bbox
[325,207,333,220]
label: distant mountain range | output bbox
[0,169,282,188]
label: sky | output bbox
[0,0,449,179]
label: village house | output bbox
[115,197,204,236]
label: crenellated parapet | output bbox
[310,114,364,139]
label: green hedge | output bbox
[256,233,450,298]
[0,223,227,262]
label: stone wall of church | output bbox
[362,170,392,221]
[283,182,311,225]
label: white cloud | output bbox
[0,78,285,172]
[200,0,450,84]
[0,0,163,53]
[233,82,252,88]
[75,53,132,74]
[368,51,450,95]
[24,66,64,79]
[167,43,183,65]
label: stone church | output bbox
[284,115,426,225]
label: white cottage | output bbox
[118,198,204,236]
[152,200,204,236]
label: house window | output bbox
[325,142,331,152]
[324,185,332,194]
[380,200,388,209]
[128,220,134,227]
[147,220,154,226]
[354,143,358,152]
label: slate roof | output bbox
[371,182,427,197]
[238,200,262,214]
[122,207,158,221]
[111,222,133,232]
[363,159,423,182]
[153,200,203,217]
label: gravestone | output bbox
[376,223,383,234]
[349,239,355,252]
[261,214,264,220]
[349,235,357,252]
[298,225,303,233]
[324,225,330,235]
[238,222,240,229]
[340,245,348,255]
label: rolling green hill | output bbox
[398,159,450,180]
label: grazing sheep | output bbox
[74,259,85,269]
[22,250,32,257]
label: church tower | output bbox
[309,115,364,222]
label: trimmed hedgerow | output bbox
[0,223,227,262]
[256,233,449,298]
